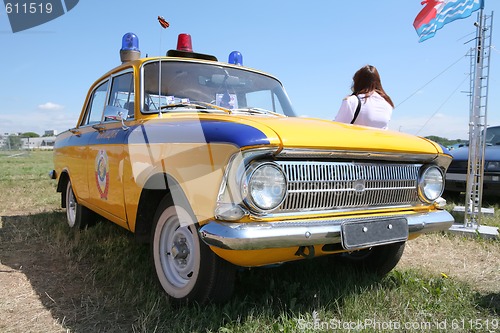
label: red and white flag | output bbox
[414,0,483,42]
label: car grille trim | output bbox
[275,161,421,213]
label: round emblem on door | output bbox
[95,149,109,200]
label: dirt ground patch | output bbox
[0,214,135,333]
[400,233,500,293]
[0,249,68,333]
[0,215,68,333]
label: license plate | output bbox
[341,217,408,250]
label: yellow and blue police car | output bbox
[51,32,454,305]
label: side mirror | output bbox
[116,111,129,131]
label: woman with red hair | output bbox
[334,65,394,130]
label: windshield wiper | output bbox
[160,101,231,113]
[160,102,208,110]
[192,101,231,113]
[231,107,283,116]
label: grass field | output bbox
[0,151,499,332]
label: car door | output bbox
[67,80,110,203]
[86,71,134,227]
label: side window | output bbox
[82,81,109,126]
[106,72,134,121]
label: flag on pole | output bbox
[414,0,484,42]
[158,16,170,29]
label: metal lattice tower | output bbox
[464,10,494,227]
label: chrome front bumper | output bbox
[199,210,454,250]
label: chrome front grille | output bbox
[276,161,421,213]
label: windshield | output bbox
[486,126,500,146]
[141,60,296,116]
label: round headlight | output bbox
[418,165,444,203]
[242,162,287,212]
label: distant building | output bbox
[44,130,57,136]
[21,136,56,150]
[0,133,19,149]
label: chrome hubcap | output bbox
[170,235,190,265]
[160,217,196,288]
[66,184,77,227]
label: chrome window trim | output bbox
[79,79,110,128]
[79,68,135,128]
[106,69,135,122]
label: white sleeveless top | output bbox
[334,92,393,130]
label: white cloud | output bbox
[38,102,64,110]
[0,110,78,136]
[432,113,446,119]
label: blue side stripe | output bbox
[55,120,271,148]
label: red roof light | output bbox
[176,33,193,52]
[166,33,218,62]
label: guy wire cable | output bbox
[395,51,470,109]
[415,73,471,136]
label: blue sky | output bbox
[0,0,499,140]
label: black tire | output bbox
[65,180,96,230]
[151,195,235,305]
[337,241,406,276]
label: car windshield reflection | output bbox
[141,60,296,117]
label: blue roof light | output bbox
[228,51,243,66]
[121,32,139,52]
[120,32,141,63]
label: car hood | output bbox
[451,145,500,161]
[136,114,444,158]
[227,115,443,156]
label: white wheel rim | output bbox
[154,206,200,299]
[66,182,77,228]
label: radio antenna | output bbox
[157,16,170,118]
